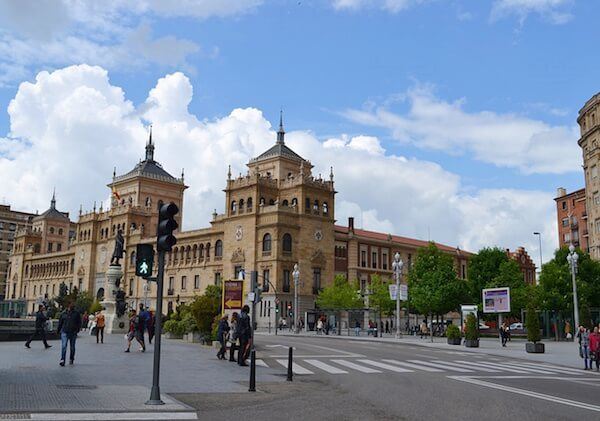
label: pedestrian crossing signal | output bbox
[135,244,154,278]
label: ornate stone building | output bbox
[8,119,471,326]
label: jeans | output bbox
[355,327,360,336]
[61,332,77,362]
[238,338,249,365]
[95,326,104,343]
[582,345,590,368]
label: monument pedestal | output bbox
[101,264,128,334]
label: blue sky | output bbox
[0,0,594,260]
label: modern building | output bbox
[578,93,600,258]
[0,205,35,300]
[7,120,471,326]
[554,187,588,252]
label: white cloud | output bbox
[0,65,558,262]
[0,1,261,86]
[490,0,573,25]
[342,86,580,174]
[331,0,429,13]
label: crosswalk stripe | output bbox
[430,360,500,372]
[331,359,382,373]
[382,360,444,372]
[275,359,314,374]
[499,363,555,374]
[358,359,413,372]
[303,359,348,374]
[408,360,474,372]
[454,360,530,373]
[518,362,586,375]
[255,359,268,367]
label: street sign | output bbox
[248,292,256,302]
[222,280,244,311]
[388,284,398,300]
[482,287,511,313]
[135,244,154,278]
[399,284,408,301]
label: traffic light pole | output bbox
[146,250,165,405]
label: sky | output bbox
[0,0,595,264]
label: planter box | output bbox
[184,332,203,343]
[464,339,479,348]
[163,332,183,340]
[447,337,462,345]
[526,342,545,353]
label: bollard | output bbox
[249,349,256,392]
[286,346,293,382]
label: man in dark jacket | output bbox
[57,301,82,366]
[236,305,252,366]
[25,305,51,349]
[216,315,230,360]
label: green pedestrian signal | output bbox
[135,244,154,278]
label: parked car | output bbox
[479,322,490,330]
[510,322,524,331]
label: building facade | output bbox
[0,205,35,300]
[554,187,588,252]
[8,121,471,326]
[506,247,537,285]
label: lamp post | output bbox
[292,264,300,334]
[533,232,543,285]
[566,244,580,331]
[391,252,404,339]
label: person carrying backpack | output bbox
[125,310,146,352]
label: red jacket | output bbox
[590,332,600,352]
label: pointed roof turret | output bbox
[34,190,69,222]
[145,125,155,161]
[50,188,56,209]
[276,109,285,145]
[250,112,305,164]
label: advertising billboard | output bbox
[482,287,511,313]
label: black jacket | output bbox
[34,310,48,330]
[236,311,252,341]
[57,309,82,334]
[217,319,230,340]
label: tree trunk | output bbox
[430,312,434,342]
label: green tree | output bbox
[73,290,94,314]
[316,275,363,310]
[189,291,220,337]
[488,260,529,318]
[467,247,510,305]
[526,304,541,343]
[368,275,395,316]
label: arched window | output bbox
[49,227,54,234]
[283,233,292,253]
[192,244,197,259]
[282,199,289,207]
[323,201,329,215]
[262,233,272,252]
[239,199,244,209]
[70,259,74,273]
[25,265,29,276]
[313,199,319,211]
[215,240,223,257]
[291,198,298,207]
[206,243,211,258]
[247,197,253,209]
[231,200,237,214]
[199,244,204,258]
[58,228,63,235]
[259,197,265,206]
[305,198,311,210]
[185,245,191,261]
[173,247,179,263]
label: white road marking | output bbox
[519,362,591,375]
[454,360,530,373]
[408,360,474,372]
[431,360,499,373]
[358,359,413,372]
[382,359,444,372]
[303,359,348,374]
[275,359,314,374]
[30,413,198,420]
[331,359,382,373]
[449,376,600,413]
[255,359,268,367]
[498,363,555,374]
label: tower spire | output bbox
[50,188,56,209]
[276,109,285,145]
[145,125,155,161]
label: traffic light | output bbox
[287,303,292,317]
[157,202,179,252]
[135,244,154,278]
[250,270,261,303]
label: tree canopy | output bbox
[368,274,396,316]
[316,275,363,310]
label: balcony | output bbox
[167,288,174,296]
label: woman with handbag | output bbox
[228,312,239,362]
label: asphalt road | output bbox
[176,333,600,421]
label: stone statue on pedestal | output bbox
[116,289,126,318]
[110,230,125,265]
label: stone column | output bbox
[101,264,128,334]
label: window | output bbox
[313,199,319,212]
[382,253,388,270]
[372,251,377,269]
[461,264,466,279]
[291,198,298,207]
[58,228,63,235]
[312,268,321,294]
[168,276,174,290]
[323,202,329,215]
[214,272,222,286]
[305,198,311,210]
[595,219,600,234]
[129,278,134,296]
[47,242,52,253]
[562,218,569,227]
[562,201,567,210]
[282,233,292,253]
[239,199,244,209]
[282,199,289,207]
[263,233,272,252]
[181,276,187,290]
[564,232,571,242]
[263,269,270,292]
[234,265,243,279]
[573,230,579,240]
[283,270,291,292]
[194,275,200,289]
[215,240,223,257]
[205,243,210,257]
[57,243,62,252]
[199,244,204,258]
[49,227,55,234]
[269,199,275,205]
[595,192,600,206]
[361,250,366,267]
[231,200,237,214]
[130,251,136,266]
[247,197,253,209]
[593,165,598,179]
[259,197,265,206]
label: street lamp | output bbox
[566,244,580,331]
[391,252,404,339]
[533,232,543,285]
[292,264,300,334]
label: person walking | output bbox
[385,320,390,334]
[229,312,239,362]
[147,310,155,345]
[316,319,323,335]
[500,322,508,347]
[581,327,591,370]
[82,312,89,331]
[25,305,51,349]
[589,326,600,372]
[216,315,230,360]
[138,304,150,342]
[565,320,572,340]
[236,305,252,366]
[354,320,361,336]
[125,310,146,352]
[57,301,82,366]
[95,310,105,344]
